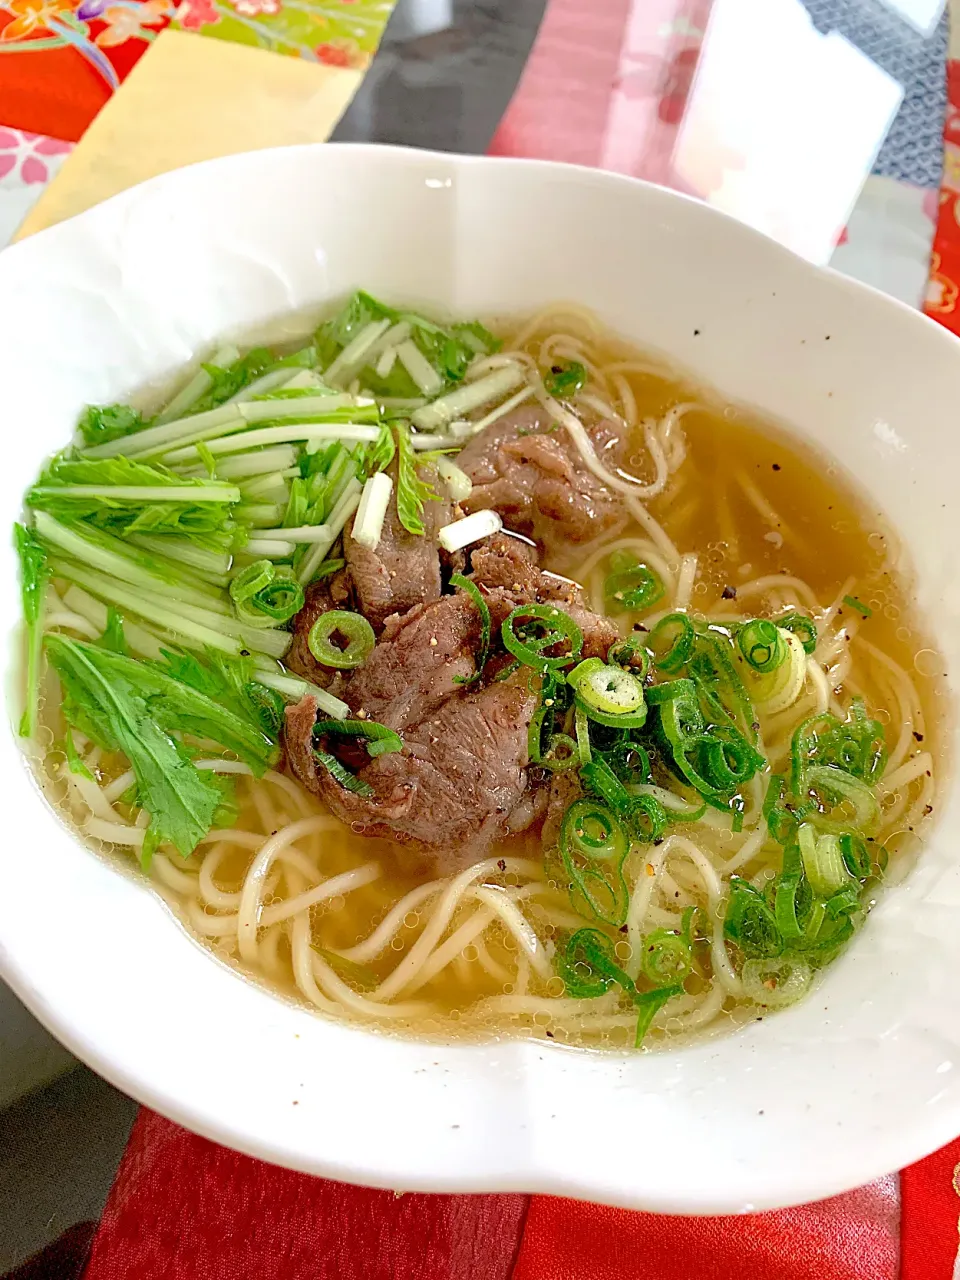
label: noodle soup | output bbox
[16,297,945,1051]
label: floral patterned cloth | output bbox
[0,0,393,141]
[0,0,173,138]
[172,0,394,68]
[0,124,71,245]
[924,60,960,333]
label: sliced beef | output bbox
[541,769,583,850]
[342,593,482,732]
[283,538,621,873]
[457,407,628,553]
[343,458,457,633]
[309,682,538,874]
[470,534,619,661]
[285,693,324,793]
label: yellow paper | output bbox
[16,28,360,240]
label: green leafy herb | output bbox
[451,320,501,358]
[46,634,242,857]
[196,442,217,478]
[101,607,128,655]
[190,348,273,414]
[77,403,146,448]
[394,422,440,536]
[156,648,281,754]
[13,522,47,738]
[356,424,396,481]
[63,727,93,780]
[545,361,587,398]
[28,455,239,540]
[316,291,396,367]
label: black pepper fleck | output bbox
[721,585,737,600]
[772,463,781,471]
[693,328,701,336]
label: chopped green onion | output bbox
[313,747,374,797]
[540,733,579,772]
[791,703,886,790]
[555,927,631,999]
[501,604,583,673]
[579,755,634,820]
[778,611,818,654]
[307,610,376,670]
[313,718,402,758]
[805,764,880,833]
[773,843,806,940]
[737,618,787,673]
[723,876,782,959]
[553,924,681,1045]
[843,595,872,619]
[574,703,592,764]
[797,822,852,897]
[606,637,651,679]
[561,798,628,863]
[741,957,812,1008]
[640,928,693,986]
[568,659,647,728]
[839,832,874,881]
[559,799,630,926]
[648,613,696,673]
[604,551,664,616]
[763,774,802,845]
[450,573,491,686]
[633,984,683,1047]
[630,794,668,844]
[229,560,305,627]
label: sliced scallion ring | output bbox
[737,618,787,673]
[501,604,583,672]
[648,612,695,673]
[307,610,376,669]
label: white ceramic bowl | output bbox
[3,145,960,1214]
